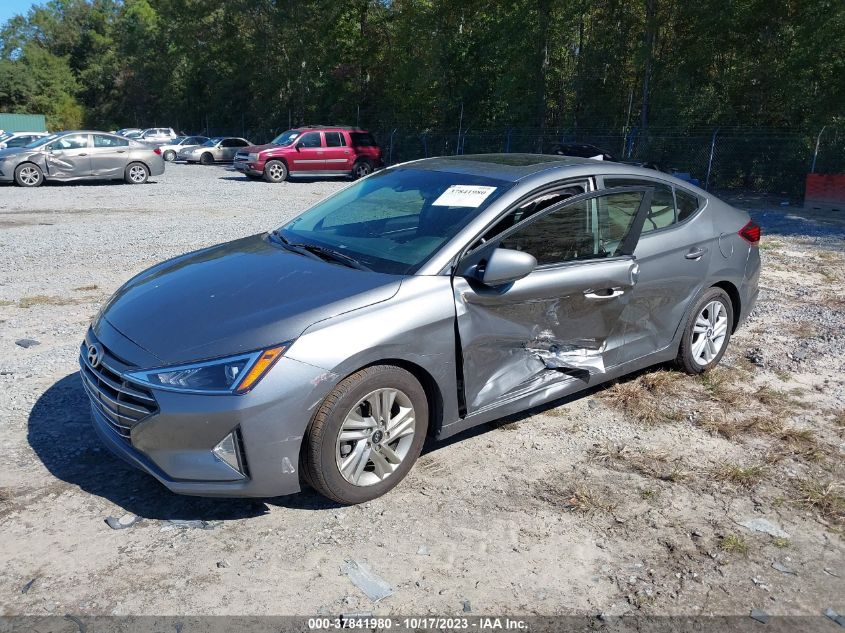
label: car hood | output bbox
[244,143,288,154]
[0,147,31,159]
[99,233,403,366]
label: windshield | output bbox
[277,167,513,275]
[270,130,301,146]
[25,133,59,149]
[172,136,186,144]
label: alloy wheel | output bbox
[19,166,41,186]
[267,163,286,181]
[335,388,416,487]
[128,165,147,183]
[691,300,729,366]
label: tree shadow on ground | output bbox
[28,373,340,522]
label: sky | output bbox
[0,0,41,28]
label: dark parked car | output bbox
[234,126,383,182]
[82,154,760,504]
[0,131,165,187]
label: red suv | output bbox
[234,126,382,183]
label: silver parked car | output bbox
[81,155,760,503]
[0,131,165,187]
[178,136,251,164]
[0,132,49,150]
[157,135,209,162]
[139,127,179,143]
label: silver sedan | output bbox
[157,136,209,161]
[83,155,760,504]
[178,137,251,164]
[0,131,165,187]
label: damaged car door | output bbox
[453,187,653,413]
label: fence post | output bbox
[811,125,828,173]
[388,128,397,165]
[421,132,428,158]
[505,127,512,153]
[705,127,720,191]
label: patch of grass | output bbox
[758,240,784,252]
[773,369,792,382]
[777,427,827,462]
[792,479,845,525]
[698,368,746,406]
[563,486,618,515]
[698,413,784,440]
[599,370,687,424]
[754,385,786,407]
[719,534,749,555]
[73,284,98,291]
[715,463,768,489]
[772,537,791,548]
[591,445,689,484]
[640,488,658,501]
[17,295,79,308]
[0,299,14,307]
[789,322,818,339]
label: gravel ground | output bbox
[0,165,843,619]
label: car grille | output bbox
[79,343,158,442]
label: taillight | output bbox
[153,147,161,155]
[739,220,761,245]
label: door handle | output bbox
[685,247,707,260]
[584,287,625,299]
[116,150,126,153]
[79,153,88,157]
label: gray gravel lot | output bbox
[0,165,843,617]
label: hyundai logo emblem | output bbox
[87,344,103,369]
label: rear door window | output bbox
[676,189,701,221]
[604,177,676,233]
[325,132,345,147]
[93,134,129,148]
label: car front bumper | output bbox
[80,327,335,497]
[233,159,263,177]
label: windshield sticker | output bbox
[432,185,497,207]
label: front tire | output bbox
[263,160,288,183]
[163,150,176,162]
[124,162,149,184]
[675,287,733,374]
[15,163,44,187]
[302,365,428,504]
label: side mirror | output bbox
[478,248,537,286]
[295,142,303,150]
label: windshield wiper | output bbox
[269,230,370,271]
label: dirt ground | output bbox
[0,167,843,619]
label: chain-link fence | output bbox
[195,122,844,199]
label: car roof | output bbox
[398,153,709,193]
[292,126,371,132]
[398,154,600,181]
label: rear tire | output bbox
[124,162,149,184]
[302,365,428,504]
[352,159,372,180]
[675,287,733,374]
[263,160,288,183]
[200,152,213,165]
[14,163,43,187]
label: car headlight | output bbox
[126,345,288,394]
[248,153,259,161]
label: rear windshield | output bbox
[350,132,377,147]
